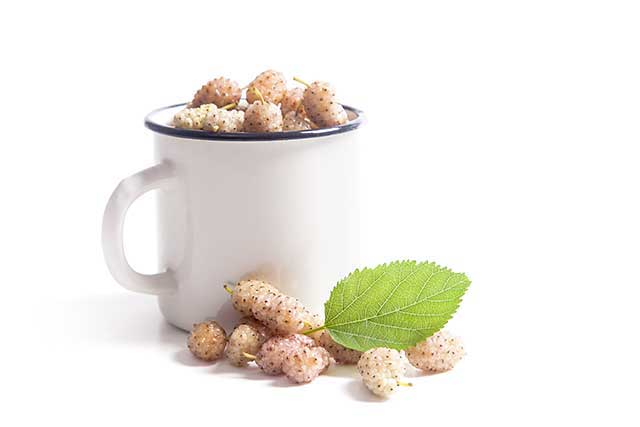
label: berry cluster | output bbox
[186,280,465,395]
[173,70,350,133]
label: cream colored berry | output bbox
[254,293,313,335]
[243,101,283,132]
[282,346,332,384]
[255,334,315,375]
[281,87,304,115]
[298,80,348,127]
[283,111,312,131]
[357,348,409,397]
[173,104,217,129]
[187,320,227,361]
[406,330,464,372]
[237,316,271,339]
[227,280,279,317]
[246,70,286,104]
[203,108,244,133]
[226,323,268,367]
[190,77,242,108]
[314,330,362,364]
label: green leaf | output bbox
[323,260,470,352]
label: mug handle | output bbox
[102,160,179,295]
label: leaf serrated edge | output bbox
[323,261,471,352]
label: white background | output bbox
[1,0,638,425]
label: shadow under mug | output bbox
[102,104,364,331]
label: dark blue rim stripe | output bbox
[144,103,364,141]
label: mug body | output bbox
[153,117,360,331]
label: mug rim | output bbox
[145,103,364,142]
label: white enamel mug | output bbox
[102,104,363,331]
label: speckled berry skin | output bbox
[406,330,464,372]
[230,280,279,317]
[203,108,244,132]
[243,101,283,132]
[281,87,304,115]
[254,293,314,335]
[357,348,407,397]
[255,334,315,375]
[173,104,217,130]
[302,81,348,127]
[190,77,242,108]
[226,324,268,367]
[237,316,271,339]
[283,111,312,131]
[282,346,332,384]
[314,330,362,364]
[246,70,287,105]
[187,320,227,361]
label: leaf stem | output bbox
[302,325,326,335]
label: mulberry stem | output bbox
[220,103,236,110]
[293,77,311,88]
[242,352,257,360]
[252,87,266,104]
[223,284,234,295]
[397,381,413,387]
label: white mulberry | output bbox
[252,292,314,335]
[190,77,242,108]
[283,111,312,131]
[173,104,217,129]
[246,70,287,105]
[314,330,362,365]
[243,101,283,132]
[297,79,348,127]
[187,320,227,361]
[357,348,409,397]
[406,330,464,372]
[280,87,304,115]
[226,323,268,367]
[203,108,244,133]
[282,346,332,384]
[228,280,279,317]
[255,334,315,375]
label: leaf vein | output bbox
[326,270,387,323]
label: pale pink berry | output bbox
[252,292,314,335]
[187,320,227,361]
[280,87,304,115]
[237,316,271,339]
[406,330,464,372]
[190,77,242,108]
[255,334,315,375]
[243,101,283,132]
[226,323,268,367]
[228,280,279,317]
[301,81,348,127]
[357,348,409,397]
[283,111,312,131]
[246,70,287,105]
[314,330,362,364]
[282,346,332,384]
